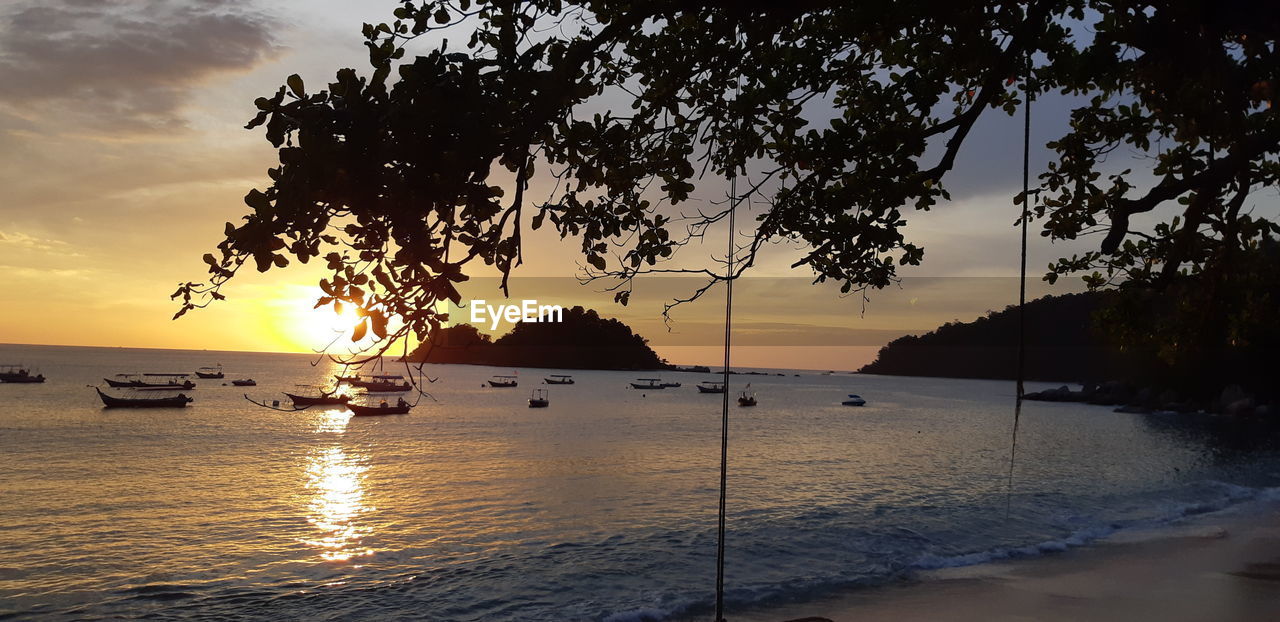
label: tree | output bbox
[175,0,1280,362]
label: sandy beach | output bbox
[733,502,1280,622]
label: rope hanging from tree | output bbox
[1006,50,1034,517]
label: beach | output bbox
[739,503,1280,622]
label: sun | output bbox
[292,298,365,349]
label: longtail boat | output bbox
[95,387,192,408]
[284,390,350,406]
[195,365,224,379]
[350,401,411,416]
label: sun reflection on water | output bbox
[303,445,375,562]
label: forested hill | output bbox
[404,306,666,370]
[857,292,1127,382]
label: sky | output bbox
[0,0,1215,369]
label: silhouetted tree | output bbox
[175,1,1280,366]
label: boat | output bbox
[350,374,405,388]
[544,374,574,385]
[0,365,44,383]
[737,388,757,407]
[334,374,361,384]
[489,375,519,388]
[231,379,257,386]
[195,365,224,379]
[284,389,350,406]
[841,394,867,406]
[103,373,195,389]
[630,378,665,390]
[362,381,412,393]
[696,381,726,393]
[661,382,682,388]
[529,388,549,408]
[350,398,411,416]
[95,387,192,408]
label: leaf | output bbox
[351,318,368,342]
[287,74,305,98]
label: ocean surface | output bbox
[2,344,1279,621]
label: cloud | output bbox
[0,0,278,134]
[0,229,74,254]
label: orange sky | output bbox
[0,0,1118,369]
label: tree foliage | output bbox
[174,0,1280,360]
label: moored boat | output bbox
[0,365,44,383]
[630,378,664,390]
[284,389,350,406]
[489,375,519,388]
[661,382,682,388]
[841,394,867,406]
[195,365,224,379]
[231,379,257,386]
[362,381,412,393]
[95,387,192,408]
[350,374,405,388]
[696,381,726,394]
[103,373,195,389]
[529,388,549,408]
[350,398,411,416]
[544,374,574,385]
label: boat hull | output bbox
[630,383,663,390]
[284,392,350,406]
[231,380,256,386]
[195,372,224,379]
[0,375,44,383]
[95,388,192,408]
[543,378,574,384]
[696,385,725,393]
[529,400,549,408]
[738,397,757,407]
[841,400,866,406]
[489,380,518,388]
[350,404,410,416]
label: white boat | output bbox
[842,394,867,406]
[529,388,549,408]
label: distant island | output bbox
[405,306,668,370]
[857,292,1128,382]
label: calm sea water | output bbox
[2,344,1279,621]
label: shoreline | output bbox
[730,500,1280,622]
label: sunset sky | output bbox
[1,0,1224,369]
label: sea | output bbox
[2,343,1279,621]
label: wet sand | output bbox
[738,504,1280,622]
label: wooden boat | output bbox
[103,374,195,389]
[630,378,664,390]
[350,399,411,416]
[362,381,412,393]
[529,388,549,408]
[195,365,224,379]
[231,379,257,386]
[489,375,519,388]
[95,387,192,408]
[544,374,574,385]
[334,374,361,384]
[737,385,756,407]
[0,365,44,383]
[661,382,682,388]
[350,374,405,388]
[284,390,350,406]
[696,381,726,394]
[841,394,867,406]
